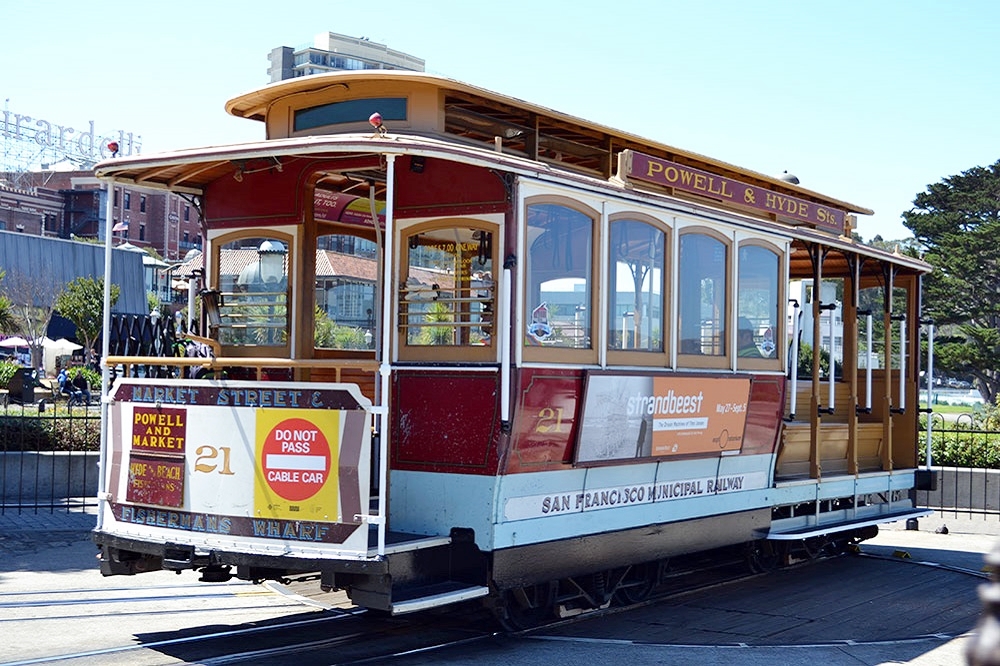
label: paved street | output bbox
[0,508,995,665]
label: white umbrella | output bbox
[45,338,84,355]
[0,336,30,348]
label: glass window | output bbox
[678,230,727,357]
[737,244,780,361]
[315,233,378,351]
[608,219,664,353]
[139,195,146,213]
[525,203,593,350]
[214,236,289,348]
[399,224,495,356]
[123,192,131,210]
[294,97,407,133]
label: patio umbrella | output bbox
[0,336,30,348]
[45,338,84,355]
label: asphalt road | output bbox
[0,509,994,666]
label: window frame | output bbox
[735,238,786,372]
[521,195,600,365]
[209,228,295,359]
[675,225,731,370]
[396,217,500,363]
[605,211,671,367]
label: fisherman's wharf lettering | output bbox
[622,150,846,234]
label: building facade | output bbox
[0,170,201,262]
[268,32,424,82]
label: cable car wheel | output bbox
[497,581,558,631]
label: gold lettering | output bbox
[646,161,663,179]
[745,188,756,205]
[664,166,679,183]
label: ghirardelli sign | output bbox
[1,104,142,166]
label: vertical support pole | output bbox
[898,317,907,412]
[376,154,397,557]
[500,267,512,425]
[96,180,116,530]
[865,313,873,411]
[925,322,935,468]
[789,299,800,419]
[810,246,823,480]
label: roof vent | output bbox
[778,170,800,185]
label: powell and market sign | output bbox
[2,104,142,165]
[618,150,848,235]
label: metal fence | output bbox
[0,401,100,515]
[915,412,1000,520]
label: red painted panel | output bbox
[742,374,785,456]
[390,370,501,474]
[203,155,382,229]
[505,368,583,474]
[394,157,507,218]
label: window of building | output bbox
[607,216,667,361]
[183,231,190,244]
[139,195,146,213]
[124,192,131,210]
[736,242,782,368]
[139,224,146,241]
[398,222,496,361]
[678,228,728,363]
[184,205,190,221]
[523,200,596,362]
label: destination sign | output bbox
[621,150,847,234]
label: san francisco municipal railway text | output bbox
[541,476,746,513]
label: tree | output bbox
[55,276,120,364]
[0,270,63,369]
[0,271,17,333]
[902,160,1000,405]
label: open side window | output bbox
[397,221,497,362]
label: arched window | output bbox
[737,242,782,369]
[397,220,497,362]
[523,199,597,363]
[608,217,667,361]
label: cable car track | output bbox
[2,547,986,665]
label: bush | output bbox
[0,411,100,451]
[0,360,21,388]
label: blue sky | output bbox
[3,0,997,241]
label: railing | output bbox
[0,401,100,514]
[916,412,1000,520]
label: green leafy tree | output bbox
[0,270,16,333]
[55,276,120,364]
[902,160,1000,405]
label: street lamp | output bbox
[257,240,287,284]
[364,329,373,348]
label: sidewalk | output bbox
[0,507,97,530]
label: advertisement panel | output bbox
[576,372,750,464]
[105,378,371,552]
